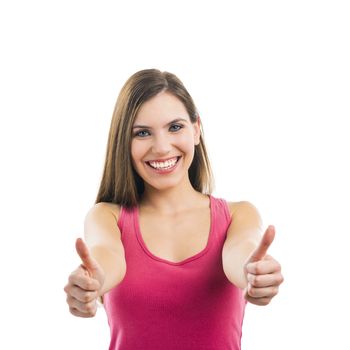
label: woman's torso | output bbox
[102,195,246,350]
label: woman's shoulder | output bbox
[92,202,122,221]
[224,199,260,219]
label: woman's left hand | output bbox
[244,225,284,306]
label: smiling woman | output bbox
[63,68,284,350]
[95,69,213,208]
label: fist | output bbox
[64,238,105,317]
[244,225,284,306]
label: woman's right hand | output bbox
[64,238,106,318]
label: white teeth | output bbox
[149,157,178,170]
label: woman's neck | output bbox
[139,185,208,215]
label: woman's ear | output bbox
[194,116,201,145]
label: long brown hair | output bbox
[95,69,214,208]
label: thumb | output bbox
[75,237,99,275]
[248,225,275,263]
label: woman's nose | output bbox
[151,133,171,155]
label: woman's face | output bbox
[131,91,200,193]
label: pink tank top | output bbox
[103,195,246,350]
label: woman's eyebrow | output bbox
[132,118,188,129]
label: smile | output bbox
[146,156,180,171]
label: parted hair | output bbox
[95,68,214,208]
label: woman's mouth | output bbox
[146,156,181,173]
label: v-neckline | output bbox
[134,195,214,266]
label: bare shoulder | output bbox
[224,200,263,243]
[84,202,123,250]
[91,202,121,221]
[226,200,261,221]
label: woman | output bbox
[64,69,284,350]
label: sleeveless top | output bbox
[103,195,246,350]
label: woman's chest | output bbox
[138,208,211,263]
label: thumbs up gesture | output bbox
[244,225,284,306]
[64,238,105,317]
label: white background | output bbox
[1,1,349,349]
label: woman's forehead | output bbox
[134,92,190,125]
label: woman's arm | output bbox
[64,203,126,317]
[83,202,127,296]
[222,201,263,289]
[222,201,283,305]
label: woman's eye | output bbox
[134,130,150,137]
[169,124,183,132]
